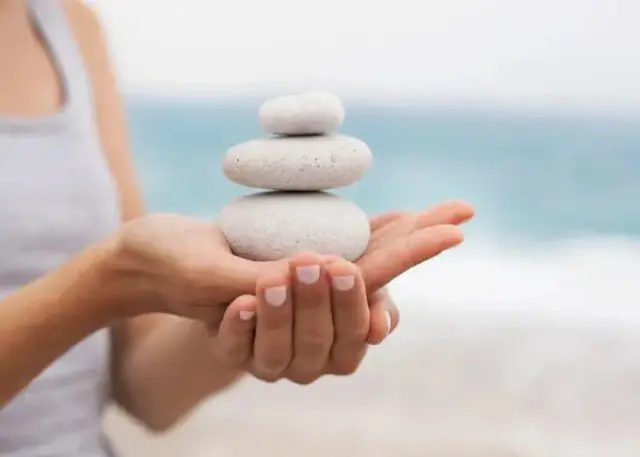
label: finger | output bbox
[360,224,464,293]
[367,288,399,345]
[370,214,414,246]
[369,211,406,231]
[370,201,474,249]
[415,200,475,228]
[215,254,289,302]
[214,295,257,366]
[386,292,400,334]
[253,272,293,381]
[286,253,333,384]
[326,260,369,375]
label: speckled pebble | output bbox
[259,92,345,136]
[217,192,370,261]
[222,134,372,191]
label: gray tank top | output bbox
[0,1,121,456]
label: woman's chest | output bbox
[0,129,121,281]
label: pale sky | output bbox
[91,0,640,109]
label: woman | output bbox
[0,0,474,456]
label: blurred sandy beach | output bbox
[105,310,640,457]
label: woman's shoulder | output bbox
[61,0,104,38]
[60,0,113,81]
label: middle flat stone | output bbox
[222,134,373,191]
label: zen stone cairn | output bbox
[218,92,373,262]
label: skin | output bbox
[0,0,474,434]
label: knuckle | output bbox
[355,326,370,341]
[353,324,371,341]
[301,326,333,346]
[254,372,281,383]
[331,358,363,376]
[297,338,332,360]
[330,344,367,376]
[258,352,290,374]
[336,325,369,344]
[288,372,322,386]
[295,291,329,309]
[225,344,250,364]
[262,311,291,330]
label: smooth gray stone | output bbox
[223,134,373,191]
[259,92,345,136]
[217,192,370,261]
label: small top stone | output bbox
[259,92,345,136]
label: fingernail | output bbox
[385,311,392,334]
[296,265,320,285]
[264,286,287,307]
[239,310,255,321]
[332,275,355,291]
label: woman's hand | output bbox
[211,254,397,384]
[356,200,474,292]
[109,200,473,322]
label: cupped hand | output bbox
[210,253,397,384]
[113,200,473,323]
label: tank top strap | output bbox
[28,0,96,123]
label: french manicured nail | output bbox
[385,311,392,334]
[332,275,355,291]
[264,286,287,307]
[296,265,320,285]
[239,310,255,321]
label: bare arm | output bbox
[0,241,120,407]
[65,1,246,432]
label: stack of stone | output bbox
[218,92,373,262]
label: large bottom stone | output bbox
[217,191,370,261]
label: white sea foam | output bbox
[389,235,640,327]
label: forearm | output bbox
[112,315,246,432]
[0,241,121,407]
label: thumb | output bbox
[215,253,289,301]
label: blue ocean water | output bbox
[125,97,640,322]
[126,98,640,243]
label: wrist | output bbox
[58,237,142,324]
[16,238,135,337]
[91,234,163,319]
[44,234,160,324]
